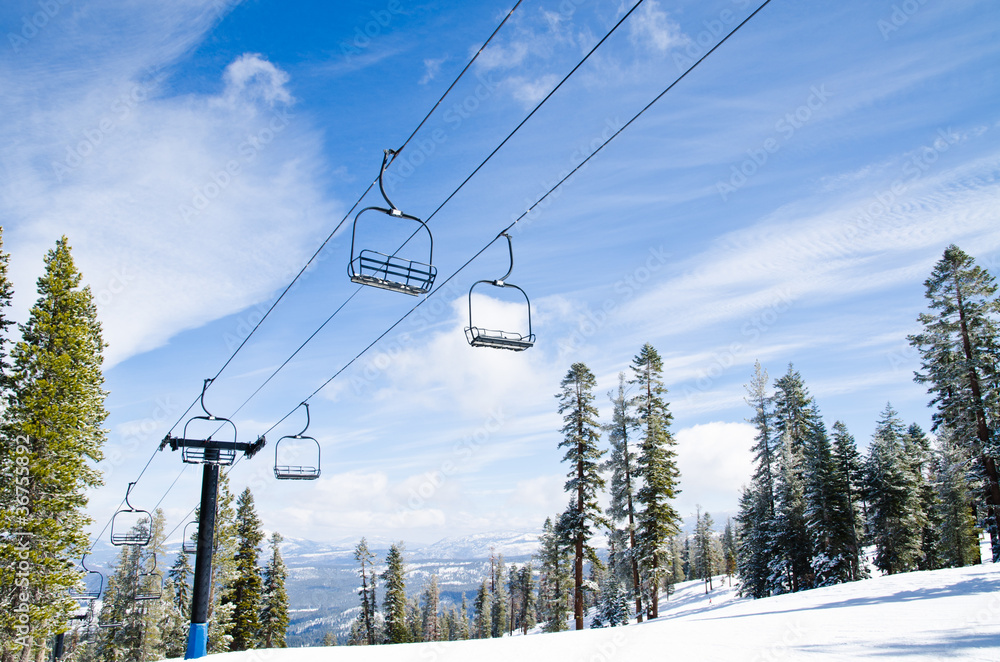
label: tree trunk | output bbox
[954,277,1000,562]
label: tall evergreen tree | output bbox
[163,552,193,658]
[514,564,536,635]
[353,538,378,646]
[207,473,237,654]
[736,484,771,598]
[629,344,680,618]
[490,554,508,638]
[381,542,408,644]
[745,361,776,517]
[536,517,570,633]
[768,434,811,593]
[554,362,606,630]
[602,372,643,622]
[904,424,941,570]
[722,519,738,584]
[227,488,264,650]
[459,593,470,640]
[831,421,865,580]
[932,428,982,567]
[421,575,441,642]
[472,579,491,639]
[260,532,289,648]
[865,404,923,575]
[908,245,1000,561]
[0,237,108,662]
[803,415,856,587]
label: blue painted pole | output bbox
[185,461,219,659]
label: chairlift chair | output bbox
[182,521,199,555]
[465,233,535,351]
[134,554,163,601]
[110,482,153,546]
[348,150,437,296]
[181,380,239,465]
[69,554,104,601]
[274,403,321,480]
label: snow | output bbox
[173,558,1000,661]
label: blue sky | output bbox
[2,0,999,546]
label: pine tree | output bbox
[803,416,856,587]
[536,517,570,633]
[226,488,264,650]
[745,361,776,516]
[736,484,771,598]
[0,237,108,662]
[554,362,606,630]
[473,579,492,639]
[865,404,923,575]
[722,519,737,585]
[161,553,191,659]
[381,542,408,644]
[904,424,941,570]
[490,554,508,637]
[353,538,378,646]
[459,593,470,640]
[261,532,289,648]
[630,343,680,618]
[768,434,811,593]
[831,421,865,579]
[421,575,440,642]
[908,245,1000,561]
[207,473,237,654]
[932,428,982,567]
[515,564,536,635]
[693,507,718,592]
[602,372,644,622]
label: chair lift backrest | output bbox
[180,378,239,465]
[70,554,104,601]
[110,482,153,546]
[274,403,321,480]
[182,521,199,554]
[135,554,163,601]
[348,150,437,296]
[465,233,535,351]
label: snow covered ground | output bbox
[187,554,999,662]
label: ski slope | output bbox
[189,559,999,662]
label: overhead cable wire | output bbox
[87,1,524,553]
[197,0,654,436]
[143,0,775,543]
[259,0,776,438]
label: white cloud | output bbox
[1,14,337,367]
[420,57,446,85]
[674,421,755,517]
[628,1,686,53]
[220,53,293,107]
